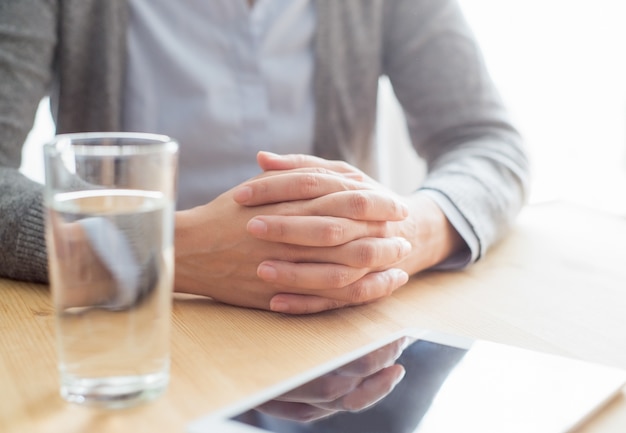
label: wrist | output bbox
[395,192,465,274]
[173,208,209,294]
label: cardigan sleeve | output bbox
[383,0,530,260]
[0,0,58,282]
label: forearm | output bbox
[172,208,223,296]
[421,134,528,260]
[0,0,58,283]
[384,0,530,259]
[0,168,48,282]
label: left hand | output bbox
[235,152,466,312]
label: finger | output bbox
[276,342,408,406]
[255,400,337,423]
[335,338,409,377]
[303,190,409,221]
[257,151,360,175]
[270,295,350,314]
[258,261,370,290]
[268,268,409,314]
[257,367,405,420]
[336,190,408,221]
[256,166,361,181]
[338,364,406,412]
[248,216,391,247]
[275,373,362,404]
[233,171,374,206]
[270,237,412,269]
[299,365,405,413]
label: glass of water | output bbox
[43,132,178,408]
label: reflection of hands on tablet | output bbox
[189,332,626,433]
[254,337,410,422]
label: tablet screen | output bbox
[223,335,625,433]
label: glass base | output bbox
[60,371,169,409]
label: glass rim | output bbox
[44,132,178,156]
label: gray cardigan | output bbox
[0,0,528,283]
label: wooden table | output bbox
[2,201,626,433]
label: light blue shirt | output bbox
[124,0,315,210]
[123,0,477,268]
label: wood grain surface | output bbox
[1,201,625,433]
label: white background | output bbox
[21,1,626,214]
[460,0,626,214]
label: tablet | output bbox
[187,329,626,433]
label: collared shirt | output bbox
[124,0,315,210]
[123,0,477,267]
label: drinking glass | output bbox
[43,132,178,408]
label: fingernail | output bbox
[258,263,278,281]
[247,218,267,235]
[233,186,252,203]
[270,299,289,313]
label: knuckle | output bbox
[341,396,364,412]
[311,167,332,175]
[299,173,321,195]
[280,244,305,262]
[348,273,396,303]
[379,271,398,295]
[296,298,344,315]
[294,154,308,165]
[326,268,352,288]
[294,407,323,423]
[335,160,353,172]
[320,222,345,245]
[347,282,370,303]
[355,243,379,267]
[389,199,401,217]
[371,221,390,237]
[394,240,408,261]
[258,180,270,194]
[272,220,288,238]
[314,298,345,313]
[281,269,299,285]
[348,192,373,217]
[318,379,347,402]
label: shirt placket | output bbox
[233,0,270,152]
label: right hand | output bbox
[173,168,411,313]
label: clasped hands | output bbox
[174,151,461,314]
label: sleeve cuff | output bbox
[419,188,480,270]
